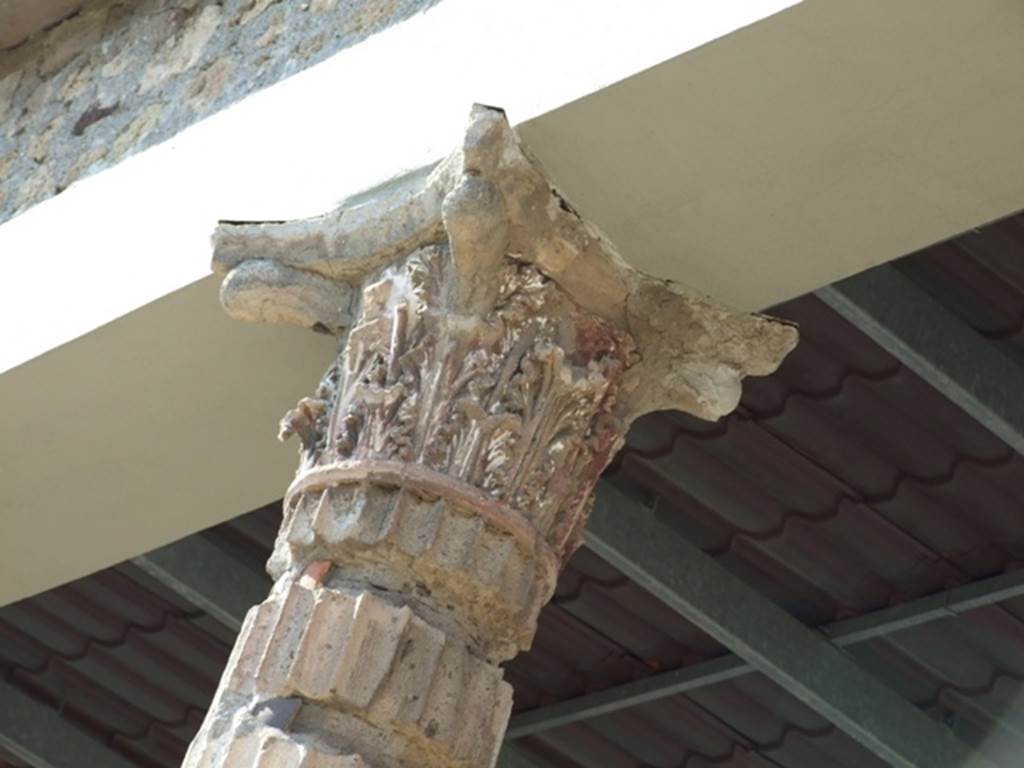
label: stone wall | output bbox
[0,0,439,224]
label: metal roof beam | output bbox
[816,262,1024,455]
[825,567,1024,645]
[132,533,268,633]
[0,680,137,768]
[506,560,1024,738]
[506,654,748,740]
[575,482,996,768]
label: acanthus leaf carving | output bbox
[280,243,635,558]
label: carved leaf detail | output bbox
[290,246,634,549]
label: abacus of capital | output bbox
[184,106,798,768]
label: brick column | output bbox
[185,106,797,768]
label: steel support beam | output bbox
[133,533,267,632]
[824,567,1024,645]
[816,263,1024,455]
[507,559,1024,738]
[506,654,748,740]
[0,680,136,768]
[575,482,995,768]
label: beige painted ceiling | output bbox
[3,0,1024,606]
[519,0,1024,310]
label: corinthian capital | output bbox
[187,106,797,768]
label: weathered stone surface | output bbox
[110,101,165,157]
[38,2,107,76]
[274,485,550,659]
[0,0,441,225]
[189,107,798,767]
[138,4,223,93]
[0,71,22,122]
[213,106,799,424]
[220,260,354,333]
[187,579,511,768]
[221,729,372,767]
[186,57,236,111]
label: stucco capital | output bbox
[188,105,797,768]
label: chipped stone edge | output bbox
[211,104,798,423]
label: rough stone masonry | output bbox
[185,105,798,767]
[0,0,440,224]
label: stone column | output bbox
[184,106,797,768]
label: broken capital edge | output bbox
[211,104,798,428]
